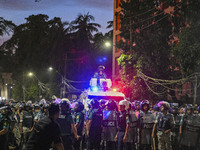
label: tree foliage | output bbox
[0,13,112,100]
[171,0,200,76]
[117,0,183,100]
[0,17,15,37]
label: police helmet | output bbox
[90,99,99,108]
[133,100,141,110]
[106,100,118,111]
[170,103,179,114]
[99,99,106,106]
[74,102,84,112]
[33,102,39,107]
[60,100,70,111]
[39,99,46,107]
[119,100,129,110]
[134,100,140,106]
[98,65,105,71]
[27,100,32,105]
[185,104,194,110]
[154,104,159,111]
[0,105,11,115]
[157,101,170,110]
[140,100,150,111]
[25,101,32,109]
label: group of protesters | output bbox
[0,98,200,150]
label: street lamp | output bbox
[28,72,33,77]
[105,41,111,47]
[48,67,65,98]
[48,67,53,71]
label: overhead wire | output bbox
[137,70,200,96]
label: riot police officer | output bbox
[34,104,49,122]
[125,101,138,150]
[56,101,79,150]
[139,100,155,150]
[0,105,11,150]
[115,100,129,150]
[86,99,103,150]
[13,103,22,148]
[152,101,175,150]
[73,102,85,150]
[102,100,118,150]
[170,103,181,150]
[180,104,199,150]
[20,102,34,148]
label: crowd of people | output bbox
[0,98,200,150]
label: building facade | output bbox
[112,0,122,82]
[0,73,13,100]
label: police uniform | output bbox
[74,111,84,150]
[139,111,155,150]
[20,110,34,147]
[34,110,47,122]
[180,114,200,150]
[116,110,127,150]
[56,110,75,150]
[87,108,103,150]
[171,113,182,150]
[126,110,138,150]
[155,112,175,150]
[102,110,117,150]
[13,110,21,146]
[0,114,10,150]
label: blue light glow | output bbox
[103,57,107,61]
[92,86,99,92]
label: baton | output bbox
[153,137,156,150]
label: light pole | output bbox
[28,72,41,99]
[48,67,65,98]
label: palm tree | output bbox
[0,17,15,37]
[71,12,101,48]
[70,12,101,79]
[106,21,113,29]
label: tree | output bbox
[0,14,70,99]
[171,0,200,76]
[117,0,180,100]
[69,13,101,81]
[0,17,15,72]
[0,17,15,37]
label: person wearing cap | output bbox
[115,100,130,150]
[0,106,10,150]
[152,101,175,150]
[24,103,64,150]
[93,66,107,79]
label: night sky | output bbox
[0,0,113,45]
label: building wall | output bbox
[112,0,122,82]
